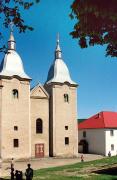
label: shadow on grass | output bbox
[93,166,117,176]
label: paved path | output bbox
[1,154,104,177]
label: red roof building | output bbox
[79,111,117,129]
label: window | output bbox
[12,89,18,99]
[14,126,18,131]
[65,126,68,130]
[65,137,69,145]
[83,131,86,138]
[36,119,43,133]
[64,94,69,102]
[111,144,114,151]
[13,139,19,147]
[110,130,114,136]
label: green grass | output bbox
[33,156,117,179]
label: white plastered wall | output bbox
[105,129,117,156]
[79,129,106,155]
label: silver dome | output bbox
[46,36,76,85]
[0,32,31,80]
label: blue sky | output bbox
[0,0,117,118]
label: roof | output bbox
[0,50,31,80]
[79,111,117,129]
[46,59,76,85]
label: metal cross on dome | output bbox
[9,21,14,32]
[57,33,59,43]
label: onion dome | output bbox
[46,34,76,85]
[0,30,31,80]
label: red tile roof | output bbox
[79,111,117,129]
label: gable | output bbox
[30,84,49,99]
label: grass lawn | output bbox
[34,156,117,180]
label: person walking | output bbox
[81,155,84,162]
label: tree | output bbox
[70,0,117,57]
[0,0,39,52]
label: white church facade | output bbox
[0,31,78,160]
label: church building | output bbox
[0,31,78,160]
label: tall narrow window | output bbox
[36,119,43,134]
[111,144,114,151]
[13,139,19,147]
[64,94,69,102]
[110,130,114,136]
[12,89,18,99]
[65,137,69,145]
[83,131,86,138]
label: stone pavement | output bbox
[1,154,104,177]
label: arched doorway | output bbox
[79,139,88,153]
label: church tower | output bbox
[45,35,78,157]
[0,30,31,159]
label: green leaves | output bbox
[70,0,117,57]
[0,0,40,52]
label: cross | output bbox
[57,33,59,43]
[9,21,14,33]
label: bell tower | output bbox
[45,35,78,157]
[0,27,31,159]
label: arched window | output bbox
[12,89,18,99]
[36,119,43,134]
[64,94,69,102]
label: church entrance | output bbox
[35,144,44,158]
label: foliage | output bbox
[78,119,86,123]
[0,0,39,52]
[70,0,117,57]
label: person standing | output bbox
[11,168,15,180]
[11,158,14,169]
[108,151,111,157]
[15,170,23,180]
[0,158,2,169]
[25,164,33,180]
